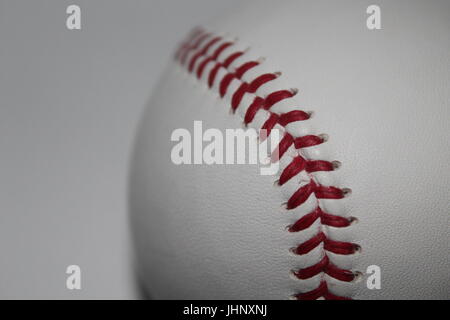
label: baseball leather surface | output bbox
[129,0,449,299]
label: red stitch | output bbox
[185,27,204,42]
[314,185,345,199]
[286,182,315,210]
[175,42,188,61]
[279,110,310,126]
[222,51,244,68]
[235,61,259,79]
[294,135,325,148]
[211,42,234,60]
[295,281,327,300]
[325,262,356,282]
[287,182,345,209]
[279,156,307,186]
[295,281,328,300]
[270,132,293,162]
[324,239,360,255]
[279,157,335,186]
[230,63,265,110]
[192,33,210,47]
[293,255,355,282]
[174,30,358,300]
[292,232,327,255]
[264,90,295,110]
[260,113,279,141]
[196,56,214,79]
[244,97,265,125]
[288,207,353,232]
[248,73,278,93]
[231,83,249,111]
[180,33,210,65]
[294,281,351,300]
[208,63,221,88]
[188,37,222,73]
[175,28,203,60]
[288,208,320,232]
[177,42,191,63]
[321,212,354,228]
[292,231,358,256]
[305,160,335,173]
[188,52,203,73]
[293,255,329,279]
[219,73,236,97]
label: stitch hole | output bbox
[352,271,364,283]
[288,247,300,255]
[318,133,329,143]
[332,160,342,170]
[342,188,352,197]
[348,216,359,225]
[353,244,362,254]
[288,269,299,280]
[306,111,314,118]
[257,57,266,63]
[281,202,289,210]
[290,88,299,96]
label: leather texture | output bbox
[129,0,449,299]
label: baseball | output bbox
[129,0,449,299]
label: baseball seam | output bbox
[174,27,360,300]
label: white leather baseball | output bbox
[130,0,449,299]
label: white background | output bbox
[0,0,241,299]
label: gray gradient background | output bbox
[0,0,240,299]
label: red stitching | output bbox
[188,37,221,73]
[219,73,236,97]
[175,29,359,300]
[294,281,352,300]
[288,207,354,232]
[180,32,210,65]
[223,51,244,68]
[197,56,213,79]
[235,61,259,79]
[212,42,234,60]
[208,63,221,87]
[279,110,311,126]
[174,28,203,60]
[261,113,279,141]
[271,133,293,162]
[278,156,336,186]
[279,156,307,185]
[244,97,265,124]
[292,255,356,282]
[231,83,250,111]
[294,135,325,148]
[264,90,296,110]
[291,231,359,256]
[248,73,279,92]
